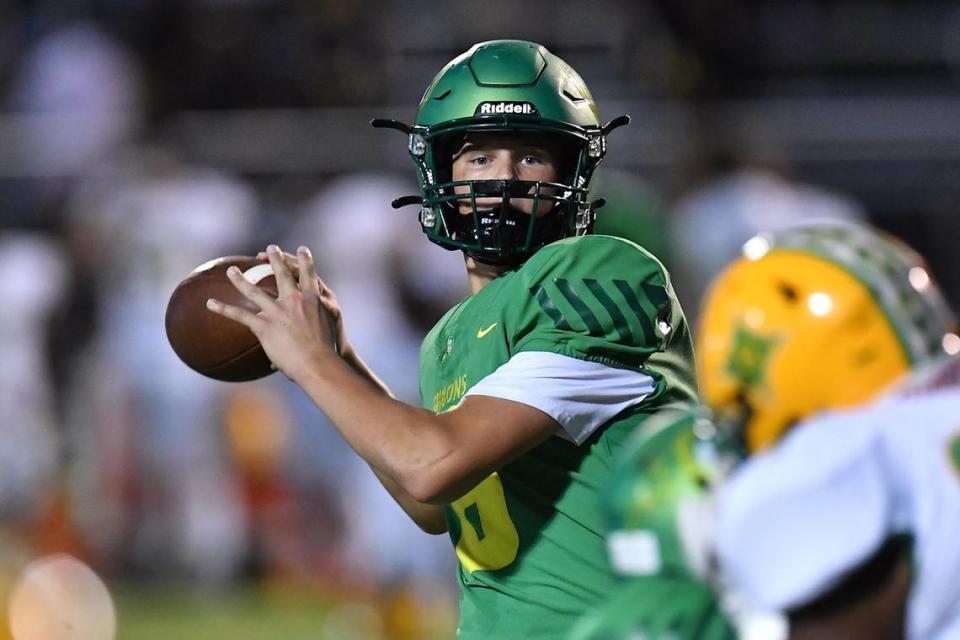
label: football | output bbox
[165,256,278,381]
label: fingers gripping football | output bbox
[207,244,338,379]
[256,246,349,353]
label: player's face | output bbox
[451,134,560,217]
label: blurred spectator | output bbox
[669,145,865,321]
[8,21,143,175]
[283,173,464,594]
[64,149,257,585]
[0,232,67,522]
[1,21,143,228]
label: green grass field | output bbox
[114,583,455,639]
[116,586,329,639]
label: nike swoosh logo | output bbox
[476,323,498,339]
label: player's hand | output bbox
[254,247,352,359]
[207,244,337,381]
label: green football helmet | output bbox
[374,40,629,265]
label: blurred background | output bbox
[0,0,958,638]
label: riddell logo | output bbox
[475,102,540,116]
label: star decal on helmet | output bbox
[725,323,780,389]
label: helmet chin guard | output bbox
[422,179,587,265]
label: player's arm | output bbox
[294,355,559,504]
[338,342,450,533]
[209,245,559,505]
[248,248,451,533]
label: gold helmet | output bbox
[698,222,958,452]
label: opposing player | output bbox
[207,40,698,637]
[569,222,957,639]
[717,352,960,637]
[703,222,958,639]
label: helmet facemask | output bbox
[419,129,592,266]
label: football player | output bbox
[702,222,957,639]
[716,334,960,633]
[208,40,698,638]
[717,352,960,639]
[569,222,957,639]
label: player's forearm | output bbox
[291,349,461,504]
[334,344,448,529]
[339,341,395,398]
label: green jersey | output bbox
[567,409,741,640]
[418,235,698,638]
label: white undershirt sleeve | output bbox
[464,351,656,445]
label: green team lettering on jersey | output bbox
[567,409,741,640]
[418,236,698,638]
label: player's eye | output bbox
[468,155,492,167]
[519,154,548,167]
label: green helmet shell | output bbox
[395,40,627,264]
[417,40,601,132]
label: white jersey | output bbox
[716,356,960,640]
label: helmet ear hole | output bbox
[777,282,799,303]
